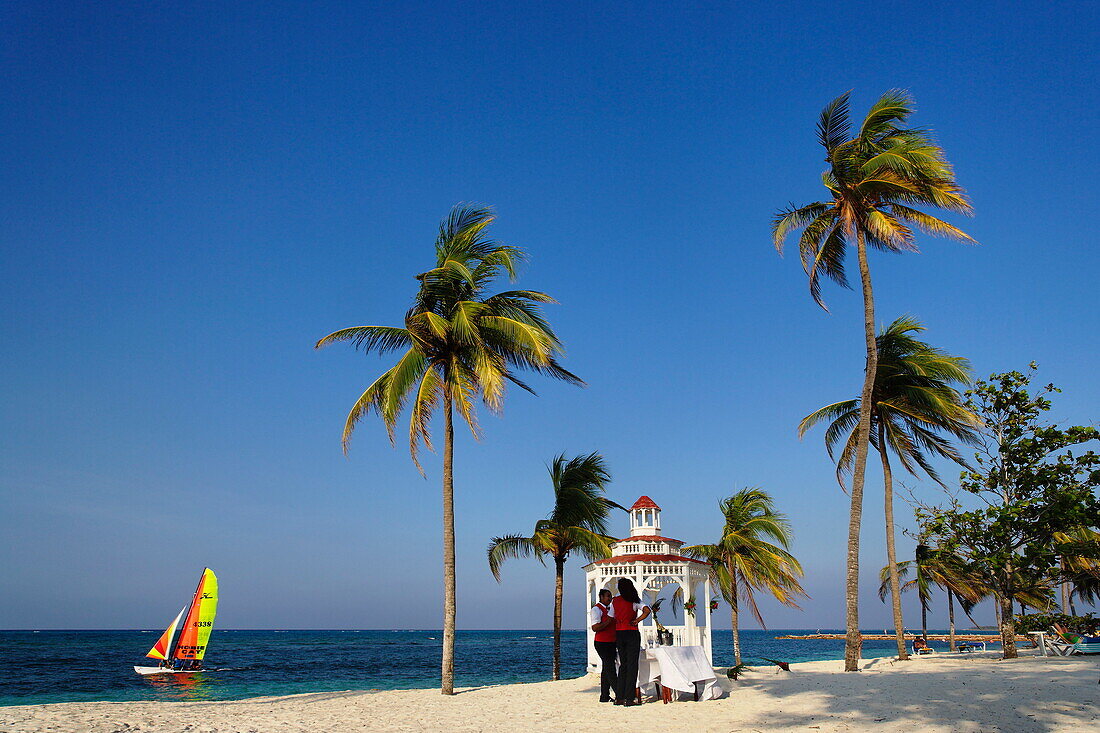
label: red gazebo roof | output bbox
[615,535,683,545]
[592,553,707,566]
[630,495,660,510]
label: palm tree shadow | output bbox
[735,657,1099,733]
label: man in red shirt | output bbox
[589,589,618,702]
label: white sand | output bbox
[3,653,1098,732]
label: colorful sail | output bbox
[145,607,185,660]
[171,568,219,661]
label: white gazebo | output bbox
[582,495,714,674]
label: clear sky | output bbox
[2,1,1098,631]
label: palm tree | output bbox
[1054,528,1100,615]
[773,90,975,670]
[878,544,984,651]
[683,488,807,666]
[487,452,622,681]
[800,316,980,660]
[316,205,582,694]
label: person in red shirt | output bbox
[608,578,651,706]
[589,589,618,702]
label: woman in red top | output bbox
[609,578,650,706]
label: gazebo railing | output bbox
[640,623,703,648]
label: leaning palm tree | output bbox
[683,488,807,666]
[317,205,582,694]
[774,90,975,670]
[800,316,980,660]
[487,452,622,681]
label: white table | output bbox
[635,645,723,702]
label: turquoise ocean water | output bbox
[0,629,962,706]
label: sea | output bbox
[0,629,950,707]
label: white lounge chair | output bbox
[1049,626,1100,655]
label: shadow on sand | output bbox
[725,654,1100,732]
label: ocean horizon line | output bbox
[3,627,965,633]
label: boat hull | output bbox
[133,666,202,676]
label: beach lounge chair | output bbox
[956,641,985,652]
[912,644,935,655]
[1049,626,1100,655]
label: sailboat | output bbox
[134,568,218,675]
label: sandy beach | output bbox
[3,652,1097,733]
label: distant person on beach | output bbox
[590,589,618,702]
[913,637,929,654]
[609,578,650,706]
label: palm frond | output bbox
[487,534,543,581]
[772,202,829,253]
[817,92,852,155]
[315,326,411,354]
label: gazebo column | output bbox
[703,575,713,664]
[585,578,597,673]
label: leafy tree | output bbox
[486,452,622,681]
[774,90,974,670]
[683,488,807,666]
[316,205,582,693]
[1014,612,1098,635]
[919,365,1100,658]
[800,316,979,660]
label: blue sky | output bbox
[1,1,1097,631]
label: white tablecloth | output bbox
[635,645,724,701]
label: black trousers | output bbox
[615,630,641,703]
[594,640,618,700]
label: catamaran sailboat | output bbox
[134,568,218,675]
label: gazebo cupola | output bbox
[629,495,661,537]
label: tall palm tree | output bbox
[316,205,582,694]
[800,316,980,660]
[487,452,622,681]
[773,90,974,670]
[683,488,807,666]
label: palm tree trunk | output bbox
[920,596,928,639]
[552,557,564,681]
[730,566,742,666]
[441,389,457,695]
[844,228,877,672]
[1069,591,1078,617]
[993,593,1002,629]
[878,431,908,661]
[948,589,956,651]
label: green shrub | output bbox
[1014,612,1097,634]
